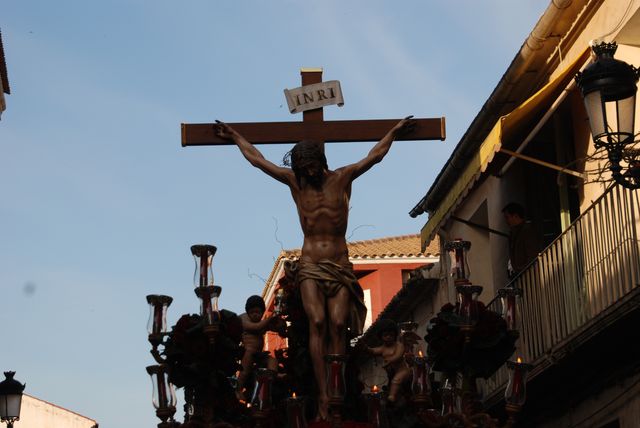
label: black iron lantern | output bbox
[0,372,25,428]
[576,41,640,189]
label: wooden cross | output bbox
[181,69,446,147]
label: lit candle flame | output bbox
[292,392,297,398]
[517,357,522,364]
[418,350,424,357]
[372,385,379,393]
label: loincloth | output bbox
[294,259,367,336]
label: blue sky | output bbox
[1,1,548,426]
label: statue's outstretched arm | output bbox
[214,120,293,185]
[341,116,416,181]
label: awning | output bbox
[419,47,590,251]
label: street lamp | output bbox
[575,41,640,189]
[0,372,25,428]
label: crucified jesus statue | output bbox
[214,116,415,420]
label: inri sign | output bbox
[284,80,344,114]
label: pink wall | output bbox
[354,262,426,321]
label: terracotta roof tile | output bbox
[347,234,439,258]
[279,234,439,260]
[263,234,440,296]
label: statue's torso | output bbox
[290,170,351,264]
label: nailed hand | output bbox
[213,120,236,140]
[394,115,416,136]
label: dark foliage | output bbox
[424,302,517,378]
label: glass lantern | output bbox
[325,354,347,403]
[498,287,522,332]
[146,295,173,342]
[195,285,222,341]
[146,365,177,422]
[456,284,483,333]
[444,239,471,285]
[273,288,286,316]
[575,42,640,189]
[0,371,25,426]
[505,358,534,409]
[191,244,217,288]
[411,351,431,398]
[250,368,275,411]
[576,42,638,148]
[440,375,458,416]
[367,385,388,428]
[286,393,307,428]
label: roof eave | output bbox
[410,0,592,217]
[0,29,10,95]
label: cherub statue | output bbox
[236,295,285,400]
[362,319,411,402]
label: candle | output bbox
[250,369,275,411]
[505,294,516,329]
[274,289,285,315]
[199,254,209,286]
[156,370,168,409]
[200,287,212,314]
[455,285,483,330]
[325,354,346,400]
[331,361,342,393]
[499,287,522,332]
[152,305,163,334]
[286,393,307,428]
[505,357,533,407]
[411,351,431,397]
[440,377,456,415]
[367,385,388,428]
[444,239,471,283]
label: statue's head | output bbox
[245,295,266,322]
[283,140,328,188]
[377,318,399,344]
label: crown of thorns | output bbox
[282,141,326,169]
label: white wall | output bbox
[14,395,97,428]
[442,175,510,303]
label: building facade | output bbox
[408,1,640,426]
[15,394,97,428]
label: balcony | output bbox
[480,184,640,413]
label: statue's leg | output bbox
[300,278,329,420]
[388,375,402,402]
[388,366,411,402]
[236,350,254,400]
[327,286,350,355]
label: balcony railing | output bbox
[481,184,640,400]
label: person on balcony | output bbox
[502,202,542,277]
